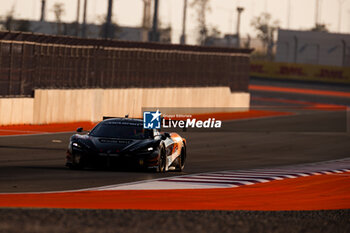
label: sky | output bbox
[1,0,350,44]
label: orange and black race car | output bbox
[66,117,186,172]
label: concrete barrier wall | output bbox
[101,88,250,118]
[0,98,34,125]
[1,87,250,125]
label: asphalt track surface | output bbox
[1,113,349,192]
[1,79,349,193]
[1,78,350,232]
[1,209,349,233]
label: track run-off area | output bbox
[0,78,350,212]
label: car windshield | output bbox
[89,121,153,139]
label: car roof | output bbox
[102,118,143,124]
[97,118,158,133]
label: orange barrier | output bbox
[0,122,96,136]
[0,172,349,210]
[251,60,350,84]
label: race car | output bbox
[66,117,186,172]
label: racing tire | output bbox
[156,146,166,173]
[176,147,186,172]
[68,153,84,170]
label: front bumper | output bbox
[66,148,159,169]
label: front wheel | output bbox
[176,147,186,172]
[156,146,166,173]
[68,152,85,170]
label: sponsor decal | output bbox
[250,64,265,73]
[316,69,344,80]
[250,60,350,84]
[278,66,306,76]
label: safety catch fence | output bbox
[0,32,251,97]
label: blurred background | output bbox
[0,0,349,63]
[0,0,349,122]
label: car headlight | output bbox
[136,146,154,153]
[72,142,81,148]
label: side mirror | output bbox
[76,127,83,133]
